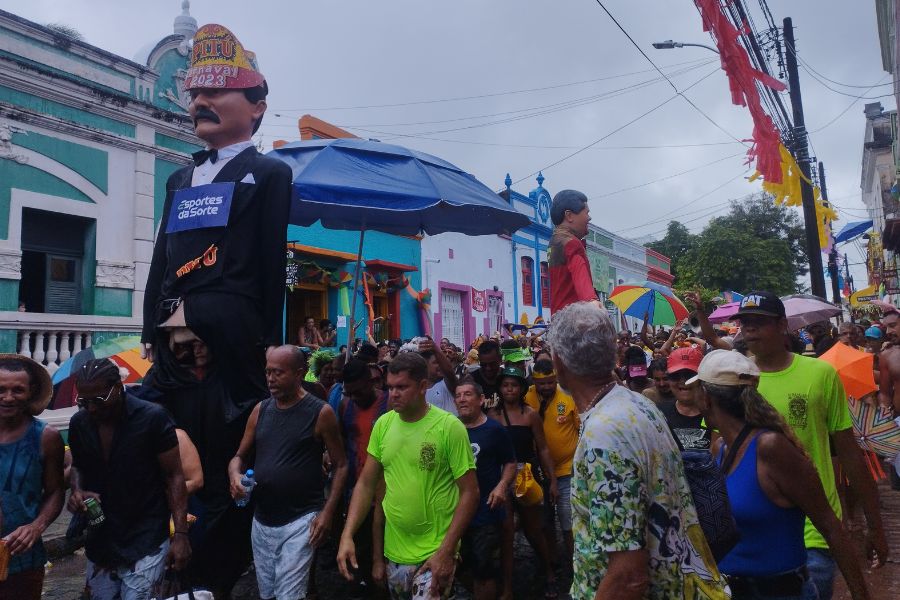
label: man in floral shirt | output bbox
[547,302,729,600]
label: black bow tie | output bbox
[192,148,218,166]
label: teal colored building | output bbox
[285,224,422,348]
[0,4,201,371]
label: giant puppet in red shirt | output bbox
[548,190,599,312]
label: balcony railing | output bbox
[0,312,141,375]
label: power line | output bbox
[619,199,733,234]
[269,57,714,112]
[505,64,723,188]
[727,0,792,134]
[593,152,745,199]
[808,74,891,133]
[797,54,895,89]
[642,202,735,238]
[281,62,718,128]
[593,0,746,145]
[615,170,749,233]
[799,63,894,100]
[266,60,717,137]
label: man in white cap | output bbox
[140,23,292,597]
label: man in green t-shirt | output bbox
[733,291,888,600]
[338,352,478,599]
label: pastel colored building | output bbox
[419,230,513,350]
[0,4,201,371]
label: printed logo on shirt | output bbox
[470,442,481,465]
[419,442,437,471]
[166,182,234,233]
[788,394,808,429]
[556,401,570,424]
[176,244,218,278]
[673,427,711,450]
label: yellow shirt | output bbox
[525,385,580,477]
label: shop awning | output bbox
[364,259,418,272]
[287,243,357,262]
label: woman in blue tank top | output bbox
[0,355,65,600]
[691,350,870,600]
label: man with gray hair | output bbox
[548,190,598,313]
[548,302,728,600]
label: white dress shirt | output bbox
[191,140,255,186]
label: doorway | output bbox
[19,209,92,314]
[287,284,327,345]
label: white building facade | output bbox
[422,172,662,345]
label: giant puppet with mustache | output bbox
[139,24,291,596]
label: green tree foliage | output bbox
[645,221,695,280]
[645,193,808,296]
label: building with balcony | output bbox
[0,4,201,372]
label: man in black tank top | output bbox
[229,346,348,600]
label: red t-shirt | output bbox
[549,232,595,312]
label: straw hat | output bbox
[0,354,53,416]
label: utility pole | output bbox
[783,18,826,298]
[844,252,854,322]
[819,162,841,306]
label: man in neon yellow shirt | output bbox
[734,291,887,600]
[524,358,579,567]
[337,352,478,599]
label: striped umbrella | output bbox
[849,398,900,459]
[608,282,690,326]
[50,335,150,409]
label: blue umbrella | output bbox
[270,138,530,236]
[833,220,873,244]
[269,138,531,354]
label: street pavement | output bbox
[43,479,900,600]
[833,476,900,600]
[43,527,570,599]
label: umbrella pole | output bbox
[347,227,367,361]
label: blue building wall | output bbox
[505,173,552,322]
[287,223,422,347]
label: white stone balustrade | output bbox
[0,312,141,374]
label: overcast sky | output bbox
[6,0,889,287]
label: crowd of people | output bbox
[0,291,897,599]
[0,19,896,600]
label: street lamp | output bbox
[651,39,719,54]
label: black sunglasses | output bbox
[76,386,117,409]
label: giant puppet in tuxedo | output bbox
[140,24,291,595]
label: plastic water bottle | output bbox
[235,469,256,507]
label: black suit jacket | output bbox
[142,147,292,347]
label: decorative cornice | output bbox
[0,247,22,280]
[96,260,134,289]
[0,123,28,164]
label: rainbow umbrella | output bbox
[849,398,900,459]
[608,282,690,326]
[50,335,150,409]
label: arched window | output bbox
[521,256,534,306]
[540,261,550,307]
